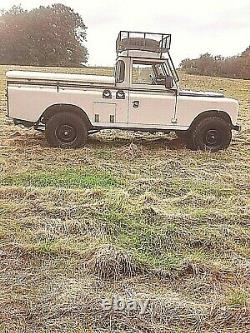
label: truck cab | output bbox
[6,31,240,151]
[114,32,178,128]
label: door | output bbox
[128,60,176,126]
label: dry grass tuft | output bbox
[120,143,143,159]
[86,244,143,280]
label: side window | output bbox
[132,61,155,85]
[115,60,125,83]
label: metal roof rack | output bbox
[116,31,171,57]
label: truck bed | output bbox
[6,71,115,85]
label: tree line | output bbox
[179,47,250,80]
[0,4,88,67]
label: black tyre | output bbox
[191,116,232,152]
[45,112,88,148]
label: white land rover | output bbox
[6,31,240,151]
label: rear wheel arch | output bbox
[41,103,92,129]
[45,111,88,148]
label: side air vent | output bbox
[95,114,100,122]
[116,90,125,99]
[103,89,112,99]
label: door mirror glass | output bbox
[165,76,174,89]
[115,60,125,83]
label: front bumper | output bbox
[232,124,241,131]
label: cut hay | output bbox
[86,244,144,280]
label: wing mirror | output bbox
[165,76,174,89]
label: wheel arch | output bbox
[189,110,233,131]
[41,103,92,129]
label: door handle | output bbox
[133,101,139,108]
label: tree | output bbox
[241,46,250,57]
[179,46,250,80]
[0,3,88,67]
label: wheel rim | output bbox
[56,124,77,143]
[204,129,221,147]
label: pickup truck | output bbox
[6,31,240,151]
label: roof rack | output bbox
[116,31,171,56]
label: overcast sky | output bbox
[1,0,250,66]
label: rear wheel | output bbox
[45,112,88,148]
[191,117,232,152]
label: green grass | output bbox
[133,249,183,270]
[226,289,249,307]
[0,168,120,189]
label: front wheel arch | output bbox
[189,110,233,131]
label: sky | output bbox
[1,0,250,67]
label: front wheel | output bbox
[191,117,232,152]
[45,112,88,148]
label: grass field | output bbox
[0,65,249,332]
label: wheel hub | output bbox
[205,129,220,146]
[56,124,76,143]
